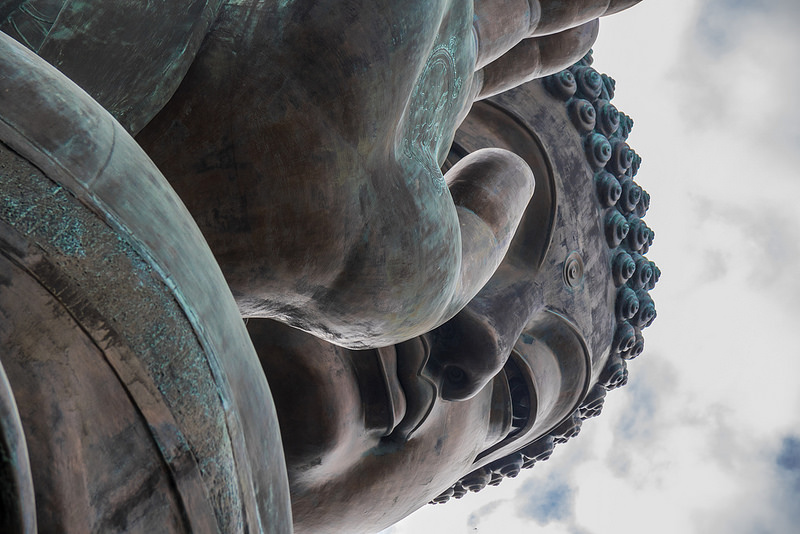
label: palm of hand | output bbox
[134,0,631,348]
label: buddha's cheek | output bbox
[250,323,371,482]
[277,376,365,483]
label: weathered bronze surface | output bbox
[0,31,291,533]
[0,1,655,533]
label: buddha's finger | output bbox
[475,19,598,100]
[533,0,642,37]
[444,148,535,314]
[473,0,542,69]
[472,0,641,69]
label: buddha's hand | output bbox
[392,0,643,315]
[139,0,641,348]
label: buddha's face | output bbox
[248,94,618,533]
[249,322,511,533]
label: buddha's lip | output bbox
[381,335,437,442]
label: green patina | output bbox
[402,35,467,196]
[2,180,87,258]
[0,143,243,533]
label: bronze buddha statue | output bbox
[0,1,655,532]
[247,49,656,532]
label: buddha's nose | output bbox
[425,274,536,401]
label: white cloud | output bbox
[517,475,576,525]
[692,435,800,534]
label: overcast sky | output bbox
[387,1,800,532]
